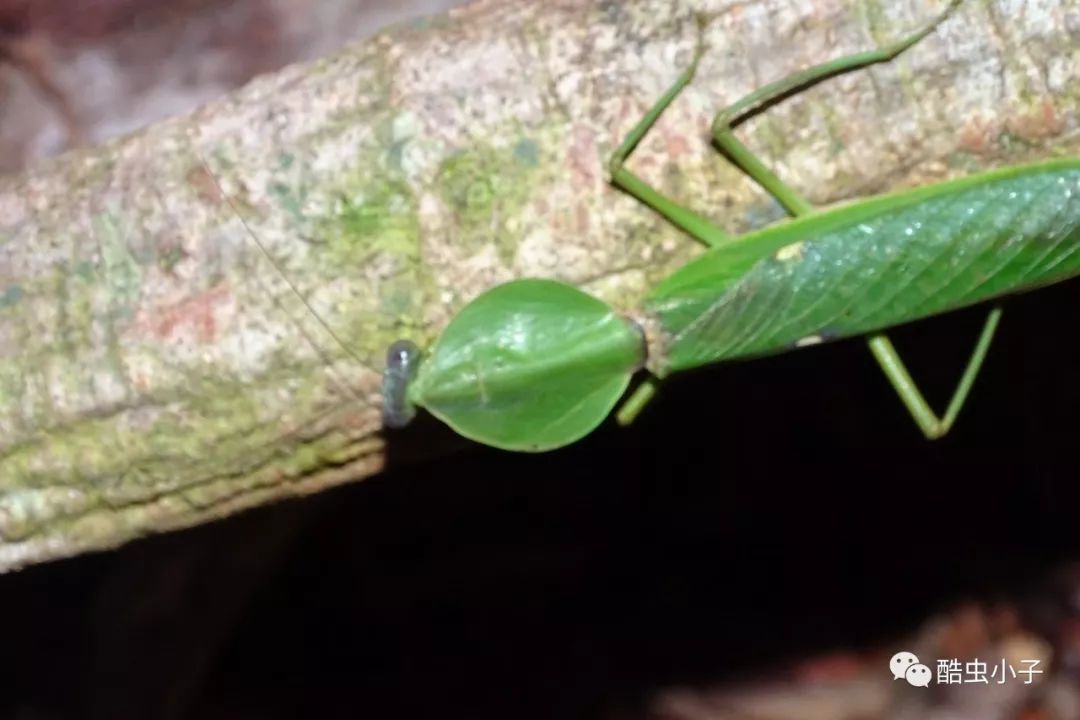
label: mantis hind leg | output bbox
[616,0,998,438]
[710,0,962,214]
[608,30,732,425]
[608,36,732,250]
[610,0,963,233]
[866,308,1002,440]
[713,0,996,440]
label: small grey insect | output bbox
[382,339,422,428]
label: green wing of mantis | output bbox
[647,160,1080,375]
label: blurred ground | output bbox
[652,594,1080,720]
[0,0,463,173]
[0,2,1078,718]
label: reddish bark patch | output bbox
[575,202,589,235]
[186,164,224,205]
[1006,99,1065,141]
[565,124,598,190]
[957,114,998,154]
[664,132,690,160]
[139,284,231,344]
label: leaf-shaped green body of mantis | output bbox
[647,159,1080,375]
[409,279,645,452]
[401,161,1079,451]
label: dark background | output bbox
[2,279,1077,719]
[2,1,1077,717]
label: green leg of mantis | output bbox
[609,41,729,425]
[608,43,730,250]
[609,43,730,426]
[611,0,1001,440]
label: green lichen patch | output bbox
[0,361,370,545]
[0,285,24,309]
[329,176,420,260]
[513,138,540,168]
[435,140,541,258]
[304,158,432,358]
[94,213,143,318]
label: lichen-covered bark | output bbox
[0,0,1077,571]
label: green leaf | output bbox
[411,279,643,452]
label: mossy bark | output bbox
[0,0,1077,571]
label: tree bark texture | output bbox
[0,0,1077,571]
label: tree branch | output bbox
[0,0,1077,571]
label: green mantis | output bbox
[378,0,1080,452]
